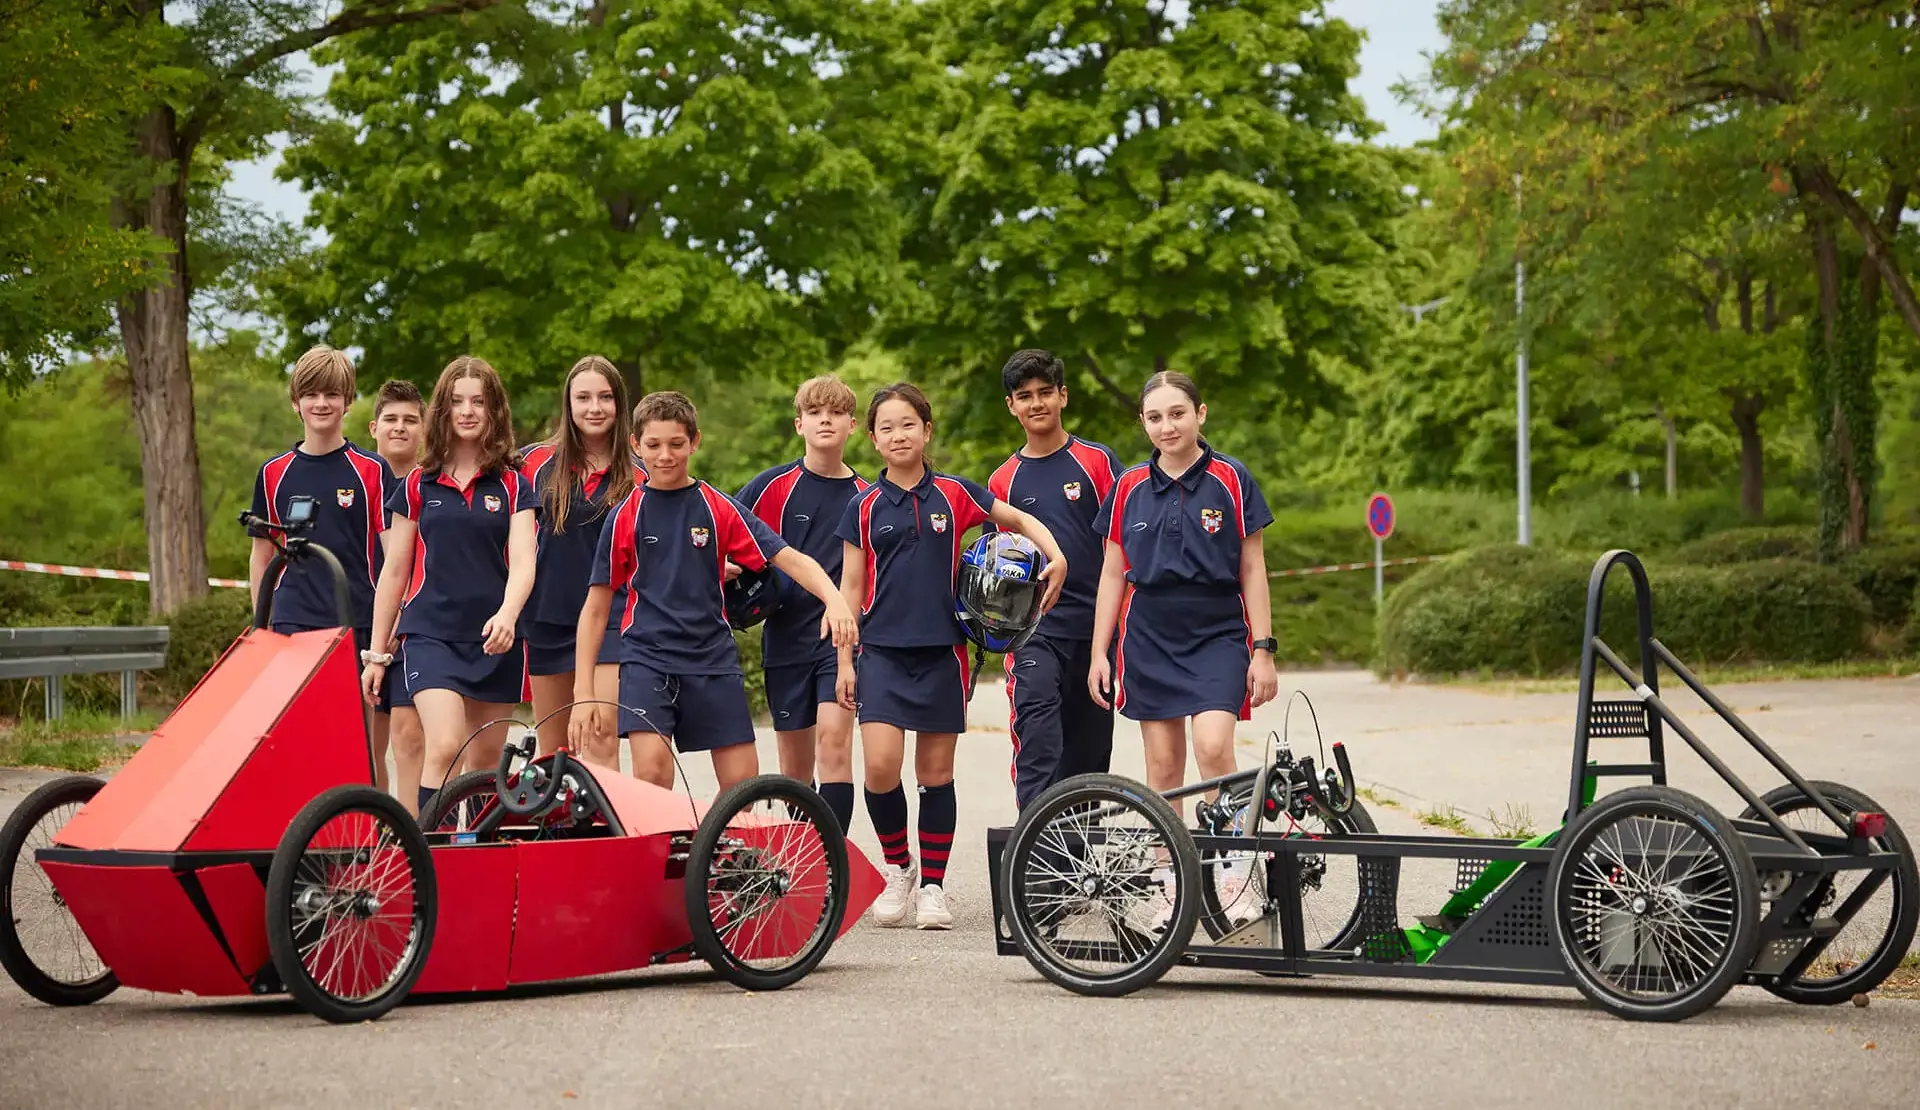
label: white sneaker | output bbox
[872,860,918,927]
[1127,867,1176,935]
[916,883,953,930]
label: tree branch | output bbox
[1804,165,1920,343]
[1078,351,1135,410]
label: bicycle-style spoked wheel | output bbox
[419,770,500,836]
[1550,786,1759,1021]
[0,776,117,1006]
[685,775,849,991]
[1003,773,1201,997]
[1198,787,1381,952]
[1740,781,1918,1004]
[267,786,437,1023]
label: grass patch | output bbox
[1432,656,1920,695]
[1484,803,1539,840]
[1880,953,1920,1000]
[0,710,155,772]
[1357,786,1403,810]
[1419,805,1479,836]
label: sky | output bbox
[225,1,1446,225]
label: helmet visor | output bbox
[962,571,1044,628]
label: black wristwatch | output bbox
[1251,637,1278,654]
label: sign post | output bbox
[1365,493,1395,608]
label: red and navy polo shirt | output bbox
[249,441,394,630]
[519,443,647,630]
[1092,446,1273,592]
[987,435,1123,641]
[834,467,996,649]
[383,465,536,641]
[591,480,789,675]
[737,460,870,667]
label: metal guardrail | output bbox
[0,626,170,721]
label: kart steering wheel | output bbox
[496,733,569,816]
[1300,743,1357,818]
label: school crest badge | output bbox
[483,495,502,513]
[336,488,356,508]
[690,526,711,548]
[1063,482,1083,501]
[930,513,949,534]
[1200,508,1224,534]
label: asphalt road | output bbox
[2,670,1916,1109]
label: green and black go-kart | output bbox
[986,550,1918,1021]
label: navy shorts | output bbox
[617,661,755,752]
[855,644,971,735]
[523,620,622,677]
[400,634,527,704]
[1007,634,1115,809]
[1115,589,1251,722]
[765,655,839,732]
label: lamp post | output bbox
[1514,172,1532,547]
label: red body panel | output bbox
[41,863,250,996]
[589,766,710,836]
[507,836,686,984]
[195,862,271,980]
[412,846,518,994]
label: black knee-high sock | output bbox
[864,785,911,868]
[417,785,437,815]
[917,782,956,888]
[819,781,856,835]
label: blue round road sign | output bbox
[1366,493,1395,540]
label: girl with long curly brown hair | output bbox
[363,356,538,816]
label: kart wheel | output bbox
[1199,789,1383,952]
[1740,781,1918,1005]
[420,770,500,835]
[267,786,437,1023]
[1002,773,1201,997]
[685,775,849,991]
[0,776,117,1006]
[1549,786,1760,1021]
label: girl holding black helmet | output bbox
[834,383,1066,931]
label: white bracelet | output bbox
[360,650,394,666]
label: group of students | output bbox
[249,347,1281,933]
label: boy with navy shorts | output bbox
[570,392,858,792]
[987,350,1123,809]
[735,375,868,833]
[247,346,396,786]
[366,380,425,810]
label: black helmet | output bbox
[725,565,779,630]
[955,533,1048,653]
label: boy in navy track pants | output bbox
[987,350,1122,810]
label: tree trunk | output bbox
[1653,407,1677,498]
[114,103,209,615]
[1729,394,1765,521]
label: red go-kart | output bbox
[0,497,881,1022]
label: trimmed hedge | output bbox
[1669,527,1816,566]
[159,589,255,700]
[1378,546,1873,678]
[1837,543,1920,629]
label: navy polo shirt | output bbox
[385,466,536,641]
[737,460,869,667]
[592,480,789,675]
[250,442,394,630]
[520,443,646,630]
[834,468,996,649]
[987,436,1123,640]
[1093,446,1273,592]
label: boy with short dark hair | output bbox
[735,375,869,833]
[367,379,425,810]
[988,349,1123,808]
[571,391,859,792]
[248,347,397,787]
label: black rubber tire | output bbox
[1002,773,1202,998]
[419,770,501,834]
[1739,781,1919,1005]
[1198,789,1384,950]
[0,775,118,1006]
[685,775,849,991]
[1549,785,1760,1022]
[267,786,437,1023]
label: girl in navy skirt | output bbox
[834,383,1067,930]
[1089,371,1279,809]
[363,356,538,815]
[520,356,639,763]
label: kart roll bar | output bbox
[1569,549,1850,853]
[239,503,377,787]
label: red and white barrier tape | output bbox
[3,553,1444,590]
[0,560,247,589]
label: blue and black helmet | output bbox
[724,564,779,631]
[956,533,1048,653]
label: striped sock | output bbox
[865,785,912,868]
[819,781,855,835]
[917,781,956,888]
